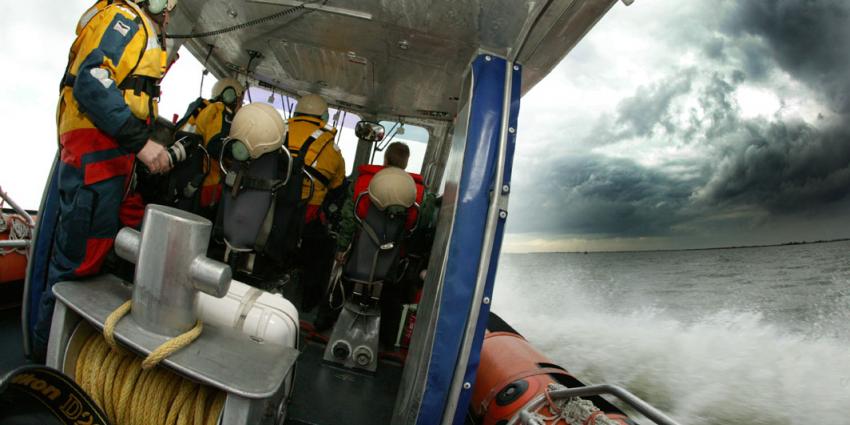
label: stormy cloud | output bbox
[724,0,850,113]
[506,0,850,250]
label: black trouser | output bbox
[297,220,335,313]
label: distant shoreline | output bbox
[511,238,850,255]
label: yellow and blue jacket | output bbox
[58,0,166,185]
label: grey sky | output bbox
[504,0,850,252]
[1,1,848,252]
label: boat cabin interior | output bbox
[0,1,685,425]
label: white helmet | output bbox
[228,103,285,160]
[294,94,329,118]
[133,0,177,14]
[212,77,245,105]
[368,167,417,210]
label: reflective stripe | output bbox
[78,6,100,29]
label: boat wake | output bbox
[493,280,850,425]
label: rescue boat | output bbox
[0,1,684,425]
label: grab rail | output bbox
[515,384,682,425]
[0,185,35,228]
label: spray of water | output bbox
[493,276,850,425]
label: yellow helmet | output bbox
[228,103,285,160]
[294,94,329,118]
[212,77,245,105]
[368,167,417,210]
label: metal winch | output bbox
[46,204,299,424]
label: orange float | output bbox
[0,212,32,284]
[471,330,633,425]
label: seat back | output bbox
[344,192,410,283]
[221,152,279,250]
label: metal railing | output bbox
[515,384,682,425]
[0,185,35,249]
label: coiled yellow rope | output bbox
[104,300,204,370]
[72,301,225,424]
[75,331,225,425]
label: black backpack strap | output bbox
[298,127,334,188]
[174,97,208,130]
[238,175,285,191]
[304,164,331,187]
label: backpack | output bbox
[220,127,333,266]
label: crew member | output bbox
[33,0,177,360]
[315,142,434,332]
[171,77,245,217]
[289,94,347,312]
[335,142,431,255]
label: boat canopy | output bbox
[167,0,618,122]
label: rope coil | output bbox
[0,212,31,256]
[70,301,223,424]
[103,300,204,370]
[527,384,626,425]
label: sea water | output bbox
[492,240,850,425]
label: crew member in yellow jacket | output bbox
[34,0,177,360]
[172,77,245,217]
[287,94,346,312]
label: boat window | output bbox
[372,121,429,174]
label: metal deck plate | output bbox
[286,341,403,425]
[53,275,299,399]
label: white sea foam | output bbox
[492,247,850,425]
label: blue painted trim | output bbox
[450,64,522,425]
[26,156,61,342]
[417,55,512,425]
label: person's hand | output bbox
[137,140,173,174]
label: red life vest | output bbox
[353,164,425,229]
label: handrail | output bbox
[0,185,35,228]
[515,384,682,425]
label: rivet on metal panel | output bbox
[501,185,510,194]
[483,297,491,305]
[463,382,472,389]
[499,210,507,219]
[485,55,492,61]
[508,127,516,134]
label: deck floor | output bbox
[286,341,404,425]
[1,281,29,375]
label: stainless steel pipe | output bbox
[115,205,231,336]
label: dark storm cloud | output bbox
[697,120,850,212]
[697,0,850,211]
[513,34,850,239]
[724,0,850,113]
[591,70,695,145]
[507,155,696,235]
[507,0,850,245]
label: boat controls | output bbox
[45,205,299,425]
